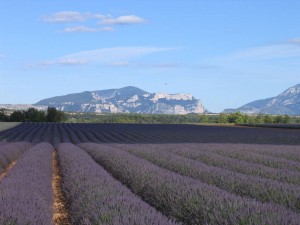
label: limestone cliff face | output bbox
[35,86,206,114]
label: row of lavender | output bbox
[57,143,177,225]
[1,122,300,145]
[117,144,300,211]
[80,143,300,224]
[0,142,53,224]
[0,142,32,174]
[156,143,300,184]
[0,142,178,224]
[1,141,300,224]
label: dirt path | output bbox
[52,150,71,225]
[0,160,16,181]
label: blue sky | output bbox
[0,0,300,112]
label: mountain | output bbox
[35,86,206,114]
[223,84,300,115]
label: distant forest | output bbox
[0,107,66,122]
[66,111,300,125]
[1,108,300,124]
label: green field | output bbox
[0,122,21,132]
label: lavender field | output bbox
[0,123,300,224]
[1,122,300,146]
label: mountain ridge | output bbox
[35,86,206,114]
[223,84,300,115]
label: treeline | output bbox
[218,112,297,124]
[66,112,300,124]
[0,107,66,122]
[1,108,299,124]
[67,113,220,124]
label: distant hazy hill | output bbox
[35,86,206,114]
[223,84,300,115]
[0,104,47,111]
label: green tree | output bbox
[47,107,66,122]
[201,115,209,123]
[9,111,25,122]
[274,115,284,124]
[218,113,228,123]
[254,114,265,124]
[24,108,46,122]
[0,109,8,121]
[228,112,245,124]
[245,115,256,124]
[282,115,291,124]
[263,115,274,124]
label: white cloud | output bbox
[60,47,178,63]
[24,61,55,69]
[43,11,108,23]
[32,47,178,68]
[43,12,146,33]
[109,61,130,67]
[58,58,88,65]
[63,26,114,33]
[0,54,5,59]
[99,27,115,32]
[39,61,55,66]
[99,15,146,25]
[135,62,180,68]
[25,59,87,68]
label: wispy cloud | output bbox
[108,61,130,67]
[151,62,180,68]
[0,54,5,59]
[26,58,88,68]
[211,41,300,65]
[58,58,88,65]
[63,26,114,33]
[43,11,108,23]
[135,62,181,69]
[60,47,178,63]
[43,11,146,33]
[107,61,181,69]
[99,15,145,25]
[289,38,300,45]
[29,47,179,68]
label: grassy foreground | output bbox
[0,122,21,132]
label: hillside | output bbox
[35,86,206,114]
[224,84,300,115]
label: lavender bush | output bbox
[120,144,300,211]
[57,143,178,225]
[0,142,32,173]
[31,123,48,144]
[80,143,300,225]
[58,123,71,143]
[140,143,300,185]
[71,123,94,142]
[2,123,300,145]
[217,143,300,163]
[3,123,35,142]
[22,123,43,143]
[210,144,300,172]
[0,142,8,147]
[63,123,81,144]
[40,123,54,143]
[52,123,62,147]
[0,142,54,225]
